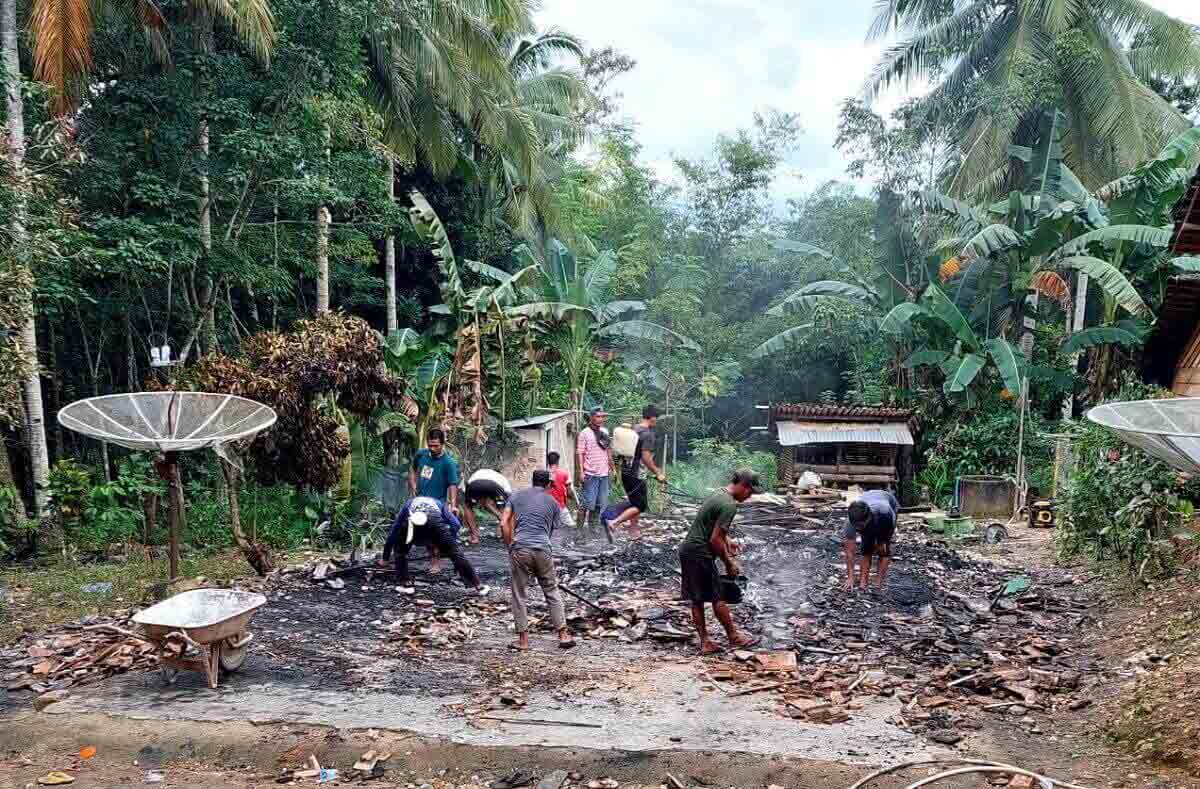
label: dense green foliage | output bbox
[1060,377,1199,577]
[1,1,1199,581]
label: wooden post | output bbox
[166,452,184,580]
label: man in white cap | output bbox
[381,496,488,595]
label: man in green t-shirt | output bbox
[678,469,763,655]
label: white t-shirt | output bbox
[467,468,512,494]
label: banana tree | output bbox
[751,189,930,399]
[880,284,1024,402]
[508,239,698,418]
[407,190,544,433]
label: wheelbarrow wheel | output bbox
[218,634,249,673]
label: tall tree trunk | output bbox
[195,11,216,356]
[385,158,397,332]
[4,0,50,521]
[316,205,330,312]
[316,124,331,314]
[126,312,139,391]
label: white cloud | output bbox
[539,0,1200,203]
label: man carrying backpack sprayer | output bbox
[607,405,665,541]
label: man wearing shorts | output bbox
[576,407,612,532]
[678,469,762,655]
[842,489,899,592]
[380,496,488,597]
[608,405,665,541]
[462,468,511,544]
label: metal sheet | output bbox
[776,420,914,447]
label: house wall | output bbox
[1173,321,1200,396]
[496,416,575,488]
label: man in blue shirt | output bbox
[381,496,488,596]
[409,428,461,573]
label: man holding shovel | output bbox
[678,469,762,655]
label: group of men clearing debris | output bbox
[378,406,900,655]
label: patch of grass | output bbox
[0,551,249,646]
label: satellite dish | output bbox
[58,392,276,453]
[1086,398,1200,474]
[58,392,277,580]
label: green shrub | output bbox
[1059,376,1200,577]
[922,399,1055,498]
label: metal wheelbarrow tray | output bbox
[133,589,266,688]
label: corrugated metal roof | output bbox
[776,420,914,447]
[504,410,573,429]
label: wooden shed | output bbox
[767,403,917,496]
[500,410,574,488]
[1146,166,1200,394]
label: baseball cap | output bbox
[532,469,552,488]
[409,510,428,526]
[731,468,765,494]
[588,406,608,418]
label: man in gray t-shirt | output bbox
[502,471,574,651]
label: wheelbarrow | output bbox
[132,589,266,689]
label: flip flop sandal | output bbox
[508,642,530,652]
[699,644,725,656]
[558,639,577,650]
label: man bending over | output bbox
[842,489,899,593]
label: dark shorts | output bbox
[466,479,507,507]
[679,546,721,603]
[622,473,648,513]
[860,524,895,558]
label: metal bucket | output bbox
[955,475,1014,518]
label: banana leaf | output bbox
[598,320,700,351]
[767,280,877,316]
[962,223,1023,260]
[879,303,926,335]
[408,190,463,304]
[772,239,836,260]
[902,350,951,369]
[598,300,645,322]
[507,301,597,322]
[1172,257,1200,273]
[923,284,979,348]
[1056,256,1150,316]
[583,250,618,296]
[749,324,815,359]
[1061,327,1142,355]
[1054,225,1173,257]
[984,338,1022,397]
[943,353,986,393]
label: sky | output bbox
[538,0,1200,202]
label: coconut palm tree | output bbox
[2,0,49,520]
[866,0,1200,195]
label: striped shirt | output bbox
[577,427,610,477]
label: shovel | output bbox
[559,583,621,618]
